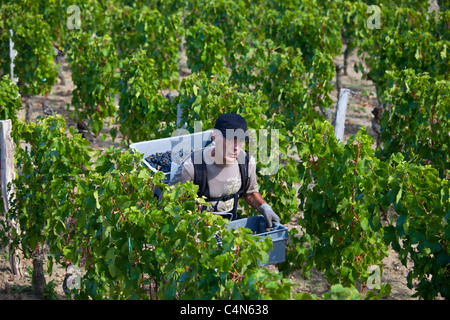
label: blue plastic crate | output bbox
[227,215,289,266]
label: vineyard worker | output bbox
[169,113,281,227]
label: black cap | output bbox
[214,113,248,140]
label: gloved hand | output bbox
[258,203,280,228]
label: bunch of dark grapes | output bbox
[145,151,172,173]
[145,149,192,173]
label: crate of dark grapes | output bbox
[130,130,213,183]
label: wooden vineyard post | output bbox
[1,120,14,216]
[334,88,354,143]
[9,29,18,84]
[0,119,23,278]
[335,62,345,101]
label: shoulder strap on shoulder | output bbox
[238,150,250,193]
[191,149,207,197]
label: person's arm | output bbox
[242,157,280,227]
[243,192,280,227]
[242,192,266,210]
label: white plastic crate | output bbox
[130,130,214,182]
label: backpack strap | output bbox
[191,149,208,198]
[229,150,249,220]
[238,150,250,194]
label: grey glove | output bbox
[258,203,281,228]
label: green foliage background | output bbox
[0,0,448,300]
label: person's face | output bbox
[213,130,245,165]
